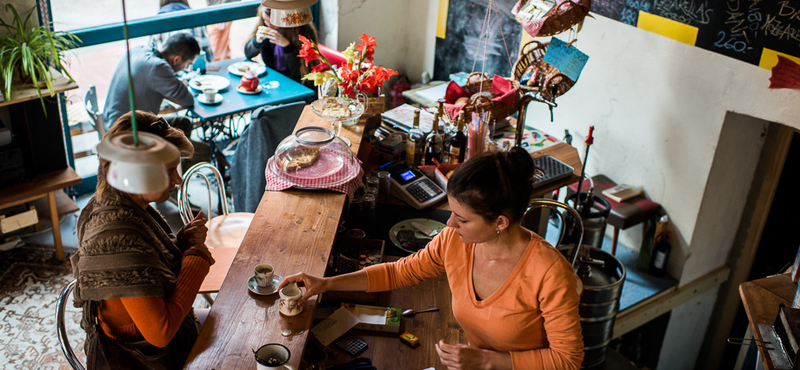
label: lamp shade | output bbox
[96,131,181,194]
[269,6,313,28]
[261,0,317,10]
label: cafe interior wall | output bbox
[323,3,799,369]
[521,15,800,370]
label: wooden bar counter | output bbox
[183,107,582,369]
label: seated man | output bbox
[104,33,209,167]
[103,33,198,136]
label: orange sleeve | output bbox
[509,258,583,370]
[364,230,449,292]
[119,255,210,348]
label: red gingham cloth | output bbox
[265,157,363,198]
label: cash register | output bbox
[378,161,446,210]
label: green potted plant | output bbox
[0,3,79,107]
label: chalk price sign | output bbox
[543,38,590,81]
[590,0,800,67]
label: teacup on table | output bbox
[255,343,290,370]
[279,282,304,316]
[254,264,274,288]
[203,88,218,103]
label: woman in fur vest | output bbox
[71,110,215,369]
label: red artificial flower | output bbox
[298,35,321,67]
[355,33,376,63]
[310,63,330,73]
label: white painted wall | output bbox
[331,1,800,368]
[333,0,438,83]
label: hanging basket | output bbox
[450,72,522,123]
[513,0,592,38]
[512,40,575,99]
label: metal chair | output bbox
[522,198,584,267]
[84,86,106,139]
[179,162,254,304]
[56,280,86,370]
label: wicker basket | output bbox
[515,0,592,38]
[454,72,521,123]
[512,40,575,99]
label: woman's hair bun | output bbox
[504,147,535,182]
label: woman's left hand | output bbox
[266,30,290,48]
[435,340,511,370]
[177,211,208,249]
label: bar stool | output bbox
[567,174,661,255]
[179,162,254,304]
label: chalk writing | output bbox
[653,0,713,25]
[714,31,752,53]
[762,14,800,42]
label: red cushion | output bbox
[567,174,661,230]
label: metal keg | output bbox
[564,193,611,250]
[560,245,626,369]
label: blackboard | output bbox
[433,0,522,80]
[591,0,800,67]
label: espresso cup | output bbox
[254,264,274,288]
[279,282,304,316]
[203,88,217,103]
[255,343,290,370]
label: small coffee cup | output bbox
[279,282,304,316]
[255,343,290,370]
[254,264,274,288]
[203,88,217,103]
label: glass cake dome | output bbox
[269,126,359,188]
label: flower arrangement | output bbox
[298,33,397,99]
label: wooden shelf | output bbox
[0,167,82,209]
[0,68,78,108]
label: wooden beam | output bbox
[701,124,795,369]
[613,265,730,339]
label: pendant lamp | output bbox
[262,0,317,28]
[95,0,180,194]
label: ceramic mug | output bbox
[254,264,274,288]
[279,282,303,316]
[254,343,290,370]
[203,88,217,103]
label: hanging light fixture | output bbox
[262,0,317,28]
[95,0,179,194]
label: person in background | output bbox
[72,111,215,368]
[103,33,210,169]
[280,147,584,370]
[206,0,239,61]
[244,5,319,84]
[151,0,214,61]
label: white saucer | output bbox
[247,274,283,296]
[197,93,223,105]
[237,85,263,94]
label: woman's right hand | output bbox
[279,272,327,305]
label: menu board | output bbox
[591,0,800,68]
[433,0,522,80]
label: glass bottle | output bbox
[405,110,424,166]
[650,215,671,276]
[438,100,453,165]
[424,113,443,165]
[449,111,467,164]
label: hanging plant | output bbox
[0,3,80,108]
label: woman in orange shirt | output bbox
[72,111,215,369]
[281,147,583,370]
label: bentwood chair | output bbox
[56,280,86,370]
[178,162,254,304]
[84,86,106,140]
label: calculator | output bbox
[378,161,446,210]
[334,334,368,356]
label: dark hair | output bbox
[161,33,200,61]
[446,147,535,223]
[96,111,193,200]
[159,0,188,7]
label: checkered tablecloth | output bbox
[265,157,363,198]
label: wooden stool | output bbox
[567,174,661,255]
